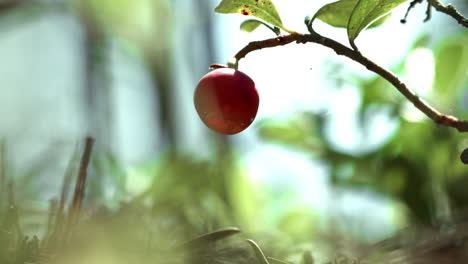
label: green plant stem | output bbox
[281,27,299,35]
[252,20,281,36]
[233,32,468,133]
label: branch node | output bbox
[435,115,457,126]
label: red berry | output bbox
[194,68,259,135]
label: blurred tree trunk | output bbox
[147,52,178,154]
[145,0,178,155]
[82,22,113,150]
[143,0,237,209]
[79,9,114,202]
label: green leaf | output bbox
[410,34,430,50]
[361,76,398,106]
[348,0,408,44]
[314,0,356,27]
[434,33,468,94]
[240,19,263,32]
[313,0,353,28]
[257,113,322,152]
[300,251,314,264]
[215,0,285,31]
[240,19,280,35]
[312,0,389,28]
[278,208,318,240]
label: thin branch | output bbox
[424,0,433,22]
[401,0,424,23]
[427,0,468,27]
[0,140,6,209]
[234,33,468,132]
[64,136,95,242]
[70,136,94,213]
[235,35,298,59]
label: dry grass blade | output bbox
[60,144,80,212]
[177,227,241,249]
[0,140,7,209]
[246,239,270,264]
[43,146,80,251]
[64,137,94,241]
[268,256,293,264]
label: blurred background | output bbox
[0,0,467,251]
